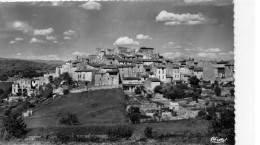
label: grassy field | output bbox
[27,118,208,137]
[25,88,127,128]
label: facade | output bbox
[194,68,203,79]
[74,69,94,82]
[122,77,142,93]
[143,78,161,92]
[153,65,166,83]
[172,66,181,81]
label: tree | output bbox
[127,106,141,124]
[164,86,185,101]
[60,72,73,85]
[214,86,222,96]
[134,86,142,94]
[208,109,235,145]
[0,88,4,95]
[57,112,80,126]
[230,89,235,96]
[144,126,153,138]
[154,85,163,94]
[189,76,200,87]
[0,108,27,140]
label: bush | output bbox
[197,110,207,119]
[214,86,221,96]
[63,89,70,95]
[89,134,100,143]
[0,108,28,140]
[57,112,81,126]
[154,85,163,94]
[106,125,133,140]
[134,87,142,94]
[144,126,153,138]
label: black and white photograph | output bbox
[0,0,256,144]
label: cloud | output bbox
[114,36,139,46]
[156,10,216,25]
[9,37,24,44]
[162,52,182,59]
[53,40,58,43]
[9,40,16,44]
[29,38,45,43]
[184,0,214,3]
[46,35,56,40]
[34,28,54,36]
[64,36,71,40]
[163,41,182,49]
[16,53,21,56]
[196,52,217,58]
[72,51,90,57]
[15,37,24,41]
[79,1,101,10]
[63,30,76,36]
[9,21,34,33]
[204,48,221,53]
[27,55,61,60]
[136,34,152,40]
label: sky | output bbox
[0,0,234,61]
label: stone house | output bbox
[74,69,94,82]
[143,77,161,92]
[194,67,203,79]
[118,64,137,77]
[172,65,181,81]
[122,77,142,93]
[166,74,173,83]
[153,65,166,83]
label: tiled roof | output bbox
[101,65,118,69]
[123,77,141,80]
[140,47,154,50]
[106,70,119,73]
[117,64,135,68]
[146,77,161,82]
[88,63,105,67]
[155,65,166,69]
[166,74,173,78]
[75,69,95,72]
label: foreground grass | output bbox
[24,88,127,128]
[27,118,208,136]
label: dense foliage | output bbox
[106,125,133,140]
[0,108,28,140]
[189,76,200,87]
[0,59,57,81]
[144,126,153,138]
[53,72,73,88]
[208,108,235,145]
[57,112,81,126]
[127,106,141,124]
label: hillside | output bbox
[0,58,58,81]
[24,88,127,128]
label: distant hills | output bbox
[0,58,62,81]
[30,59,65,65]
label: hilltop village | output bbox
[3,46,235,122]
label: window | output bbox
[162,69,164,74]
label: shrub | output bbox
[0,108,28,140]
[154,85,163,94]
[134,87,142,94]
[197,110,207,119]
[89,134,100,143]
[63,89,70,95]
[144,126,153,138]
[57,112,81,126]
[214,86,221,96]
[106,125,133,140]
